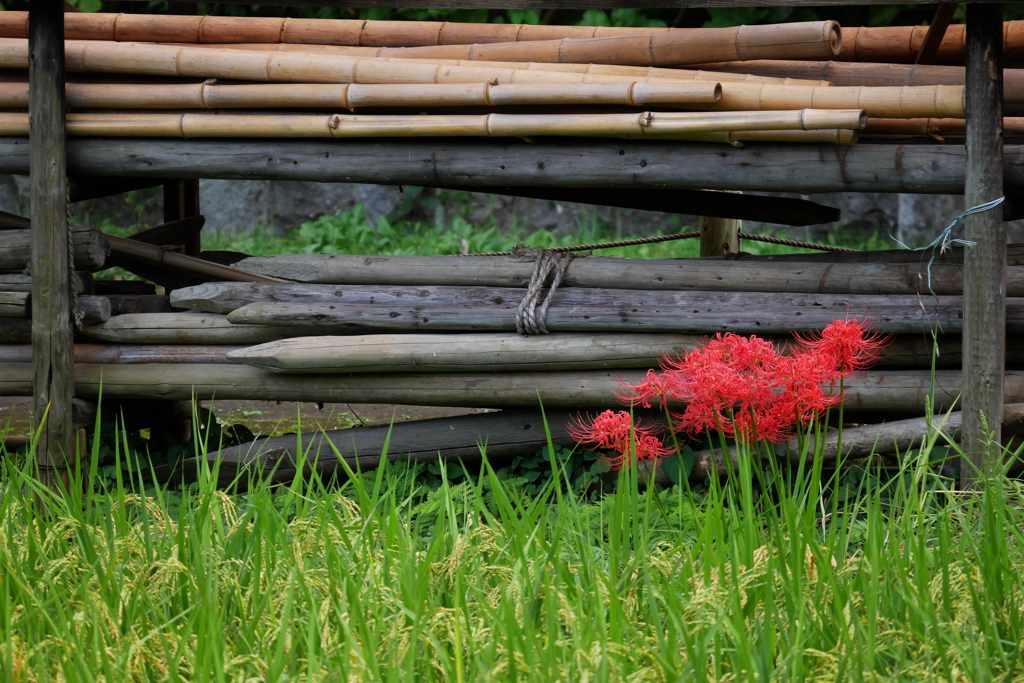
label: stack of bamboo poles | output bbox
[2,12,1015,144]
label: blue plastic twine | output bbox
[892,196,1004,298]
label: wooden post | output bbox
[29,0,75,481]
[962,3,1006,486]
[699,191,741,256]
[163,180,202,257]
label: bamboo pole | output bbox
[0,40,965,118]
[320,21,843,66]
[0,79,724,110]
[0,362,1021,415]
[222,255,1024,295]
[0,110,868,140]
[0,39,805,88]
[837,21,1024,63]
[0,12,701,46]
[105,234,289,283]
[192,46,830,86]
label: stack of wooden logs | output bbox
[2,11,1021,145]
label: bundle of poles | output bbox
[2,11,1023,143]
[4,10,1022,483]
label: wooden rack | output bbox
[16,0,1010,489]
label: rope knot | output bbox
[513,245,574,335]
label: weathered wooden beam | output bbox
[218,257,1024,296]
[699,213,740,256]
[79,311,359,344]
[222,293,1023,335]
[163,179,201,256]
[0,272,88,293]
[916,3,960,65]
[0,291,29,318]
[29,0,74,474]
[3,138,1024,195]
[0,363,1021,415]
[0,225,109,271]
[435,185,840,227]
[963,3,1007,487]
[194,409,580,489]
[0,344,239,364]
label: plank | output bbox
[962,3,1007,486]
[0,363,1022,415]
[29,0,74,469]
[194,261,1024,299]
[3,138,1024,195]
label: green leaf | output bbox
[578,9,610,27]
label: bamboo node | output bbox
[512,245,574,336]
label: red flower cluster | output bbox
[566,410,673,470]
[568,319,888,467]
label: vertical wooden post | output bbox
[163,180,202,256]
[29,0,75,479]
[698,216,740,257]
[962,3,1006,487]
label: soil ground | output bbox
[0,396,488,439]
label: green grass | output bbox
[2,413,1023,681]
[195,205,892,260]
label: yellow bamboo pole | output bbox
[0,109,867,139]
[0,40,960,117]
[0,38,822,89]
[310,21,844,67]
[0,11,700,46]
[189,44,831,86]
[0,79,723,109]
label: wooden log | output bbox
[699,212,740,256]
[218,256,1024,296]
[2,138,1013,195]
[0,208,31,229]
[75,296,110,325]
[0,110,869,140]
[105,294,173,315]
[962,4,1007,486]
[79,311,361,344]
[735,244,1024,265]
[223,292,1016,336]
[0,343,239,364]
[105,234,288,284]
[0,362,1021,415]
[433,185,840,226]
[0,272,88,293]
[225,332,1024,374]
[195,409,581,489]
[664,405,1024,484]
[365,21,843,66]
[0,318,31,343]
[0,224,107,271]
[227,333,704,373]
[0,80,725,110]
[0,291,29,317]
[29,0,74,471]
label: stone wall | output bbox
[3,174,1022,248]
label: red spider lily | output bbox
[793,318,891,376]
[566,409,673,470]
[584,320,888,454]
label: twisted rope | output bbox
[513,245,574,335]
[472,230,856,256]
